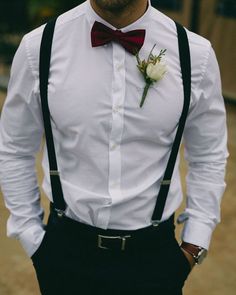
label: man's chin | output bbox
[92,0,136,13]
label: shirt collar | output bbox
[85,0,152,31]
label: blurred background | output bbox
[0,0,235,294]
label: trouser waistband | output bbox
[49,203,175,251]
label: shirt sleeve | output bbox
[179,46,229,250]
[0,36,46,257]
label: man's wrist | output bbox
[18,224,46,257]
[180,242,208,265]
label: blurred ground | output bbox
[0,90,236,295]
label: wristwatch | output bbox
[180,242,208,264]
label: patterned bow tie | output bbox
[91,21,146,55]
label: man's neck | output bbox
[90,0,149,29]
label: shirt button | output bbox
[111,182,119,188]
[110,143,117,150]
[116,64,123,71]
[113,106,120,113]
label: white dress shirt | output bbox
[0,0,228,257]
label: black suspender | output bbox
[151,22,191,224]
[39,18,66,215]
[39,19,191,222]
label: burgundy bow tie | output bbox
[91,21,146,55]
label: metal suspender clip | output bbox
[54,208,65,218]
[50,170,60,176]
[151,220,160,227]
[161,180,171,185]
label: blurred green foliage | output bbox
[28,0,85,27]
[29,0,76,15]
[0,0,84,63]
[0,0,85,34]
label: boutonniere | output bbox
[136,45,167,108]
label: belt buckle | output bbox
[98,234,131,251]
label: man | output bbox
[0,0,228,294]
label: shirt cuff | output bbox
[180,219,213,250]
[18,224,46,257]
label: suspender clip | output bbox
[54,208,65,218]
[50,170,60,176]
[151,220,160,227]
[161,180,171,185]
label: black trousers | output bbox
[31,211,191,295]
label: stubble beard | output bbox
[92,0,137,13]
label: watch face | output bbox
[197,249,208,264]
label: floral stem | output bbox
[147,44,156,63]
[140,82,152,108]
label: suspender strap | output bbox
[39,18,66,213]
[39,19,191,221]
[151,22,191,224]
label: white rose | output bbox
[146,61,167,81]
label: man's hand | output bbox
[180,247,196,270]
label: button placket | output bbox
[108,44,126,196]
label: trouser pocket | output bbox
[171,238,192,283]
[31,213,67,295]
[148,236,192,288]
[30,229,49,263]
[31,212,64,263]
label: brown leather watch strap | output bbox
[180,242,202,257]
